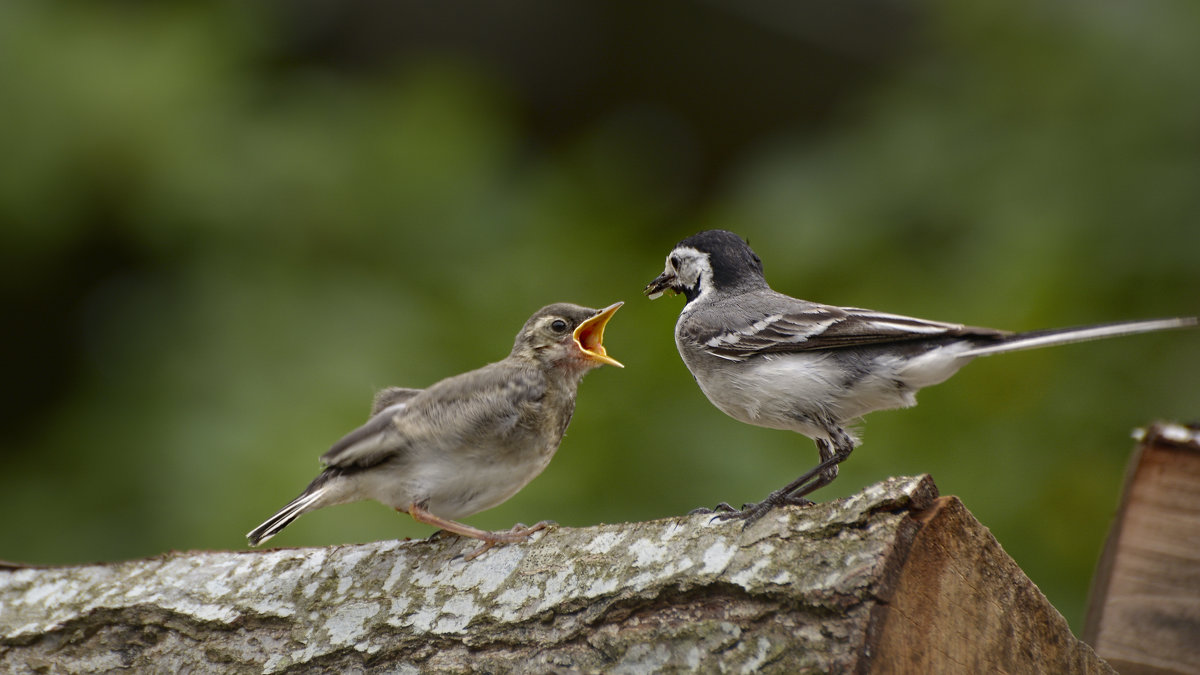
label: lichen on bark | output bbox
[2,476,938,673]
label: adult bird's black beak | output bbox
[643,272,678,300]
[574,302,624,367]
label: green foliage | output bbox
[2,0,1197,633]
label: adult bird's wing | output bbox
[687,291,1006,361]
[319,363,547,470]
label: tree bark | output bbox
[1,475,1111,673]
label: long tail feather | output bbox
[959,317,1196,358]
[246,486,329,547]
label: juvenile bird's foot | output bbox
[407,502,556,561]
[462,520,557,561]
[709,493,814,527]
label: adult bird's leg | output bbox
[709,427,857,526]
[405,501,553,561]
[785,428,856,501]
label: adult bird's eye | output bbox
[669,255,681,269]
[550,319,569,333]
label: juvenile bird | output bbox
[247,302,623,559]
[645,230,1195,524]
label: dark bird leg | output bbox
[709,426,857,526]
[786,431,855,500]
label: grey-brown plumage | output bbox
[247,302,623,557]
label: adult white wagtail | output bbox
[247,302,623,559]
[644,229,1195,524]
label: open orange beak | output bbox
[573,302,624,368]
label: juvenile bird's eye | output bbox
[550,319,569,333]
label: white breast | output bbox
[357,442,557,521]
[679,341,976,441]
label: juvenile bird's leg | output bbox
[711,427,857,527]
[406,502,553,561]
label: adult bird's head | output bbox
[643,230,767,304]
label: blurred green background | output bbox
[2,0,1197,633]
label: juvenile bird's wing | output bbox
[370,386,423,416]
[320,363,546,470]
[687,291,1005,361]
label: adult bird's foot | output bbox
[462,520,557,561]
[688,502,740,516]
[709,493,815,527]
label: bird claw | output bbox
[708,493,815,527]
[688,502,739,516]
[710,503,773,527]
[507,520,557,538]
[462,541,496,561]
[461,520,557,561]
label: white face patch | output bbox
[666,246,715,305]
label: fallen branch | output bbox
[0,475,1111,673]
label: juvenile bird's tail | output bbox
[959,317,1196,358]
[246,475,336,546]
